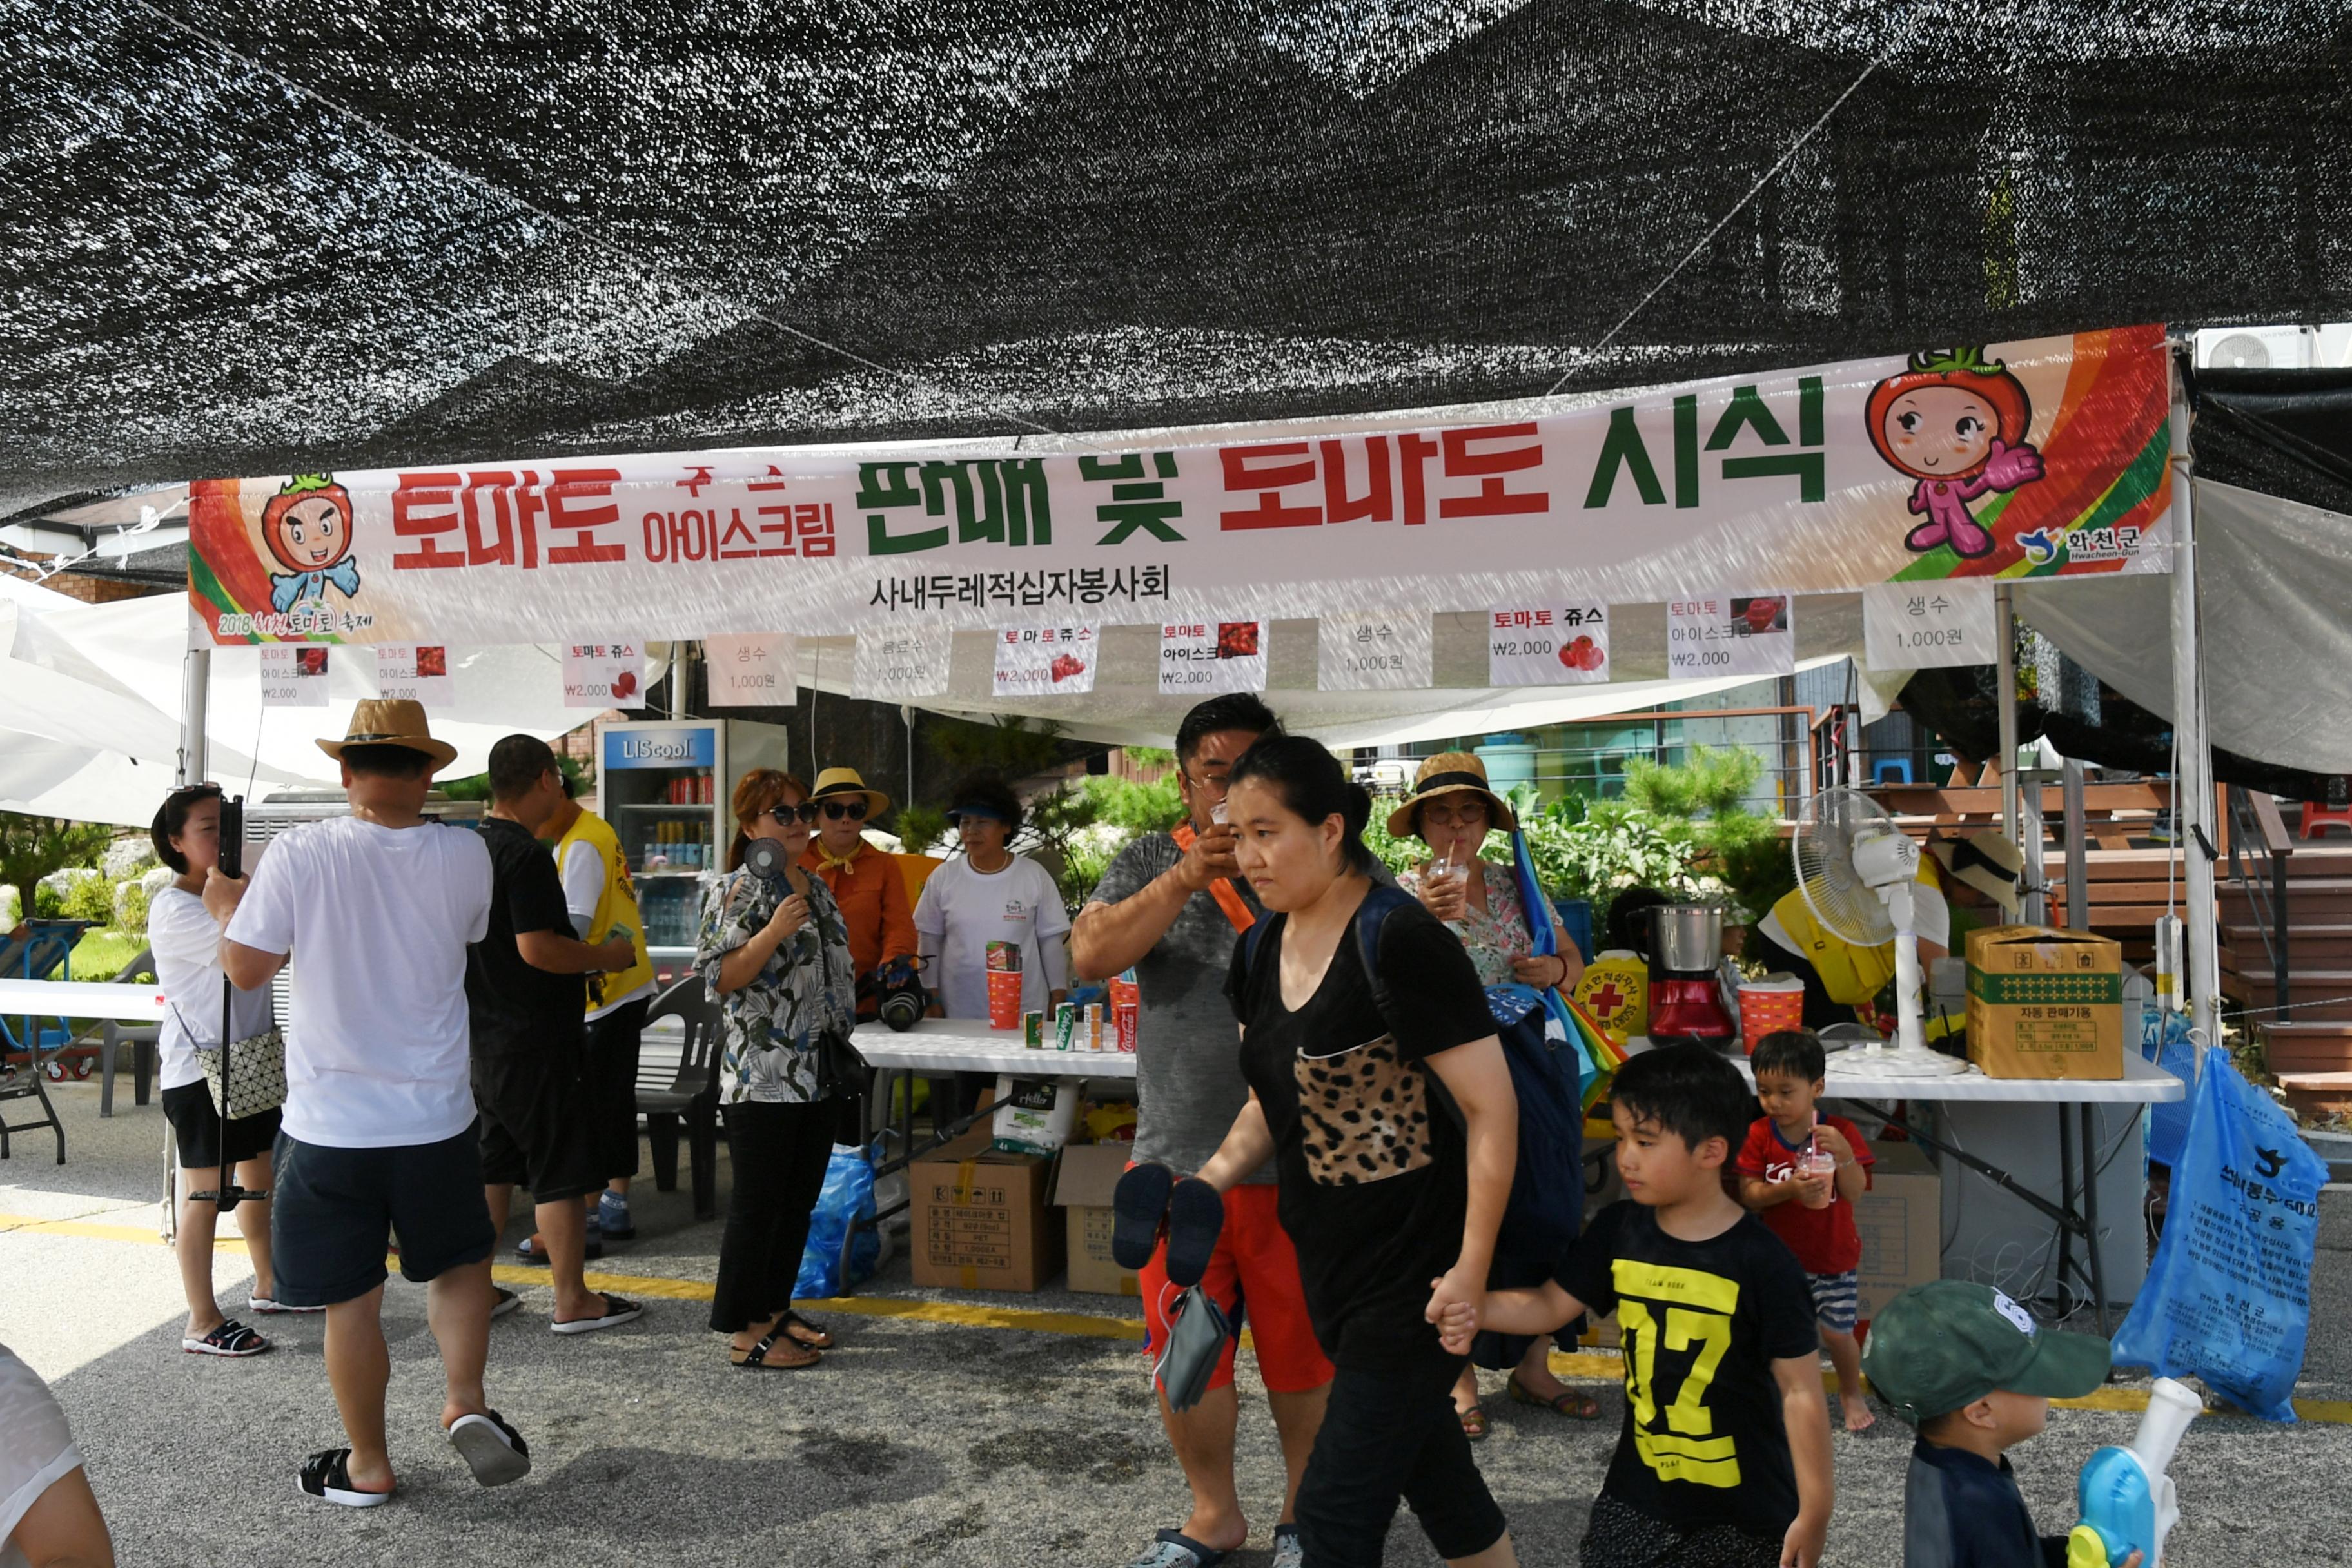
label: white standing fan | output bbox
[1791,789,1968,1076]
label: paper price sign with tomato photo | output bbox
[564,642,646,709]
[1667,594,1795,679]
[259,644,331,707]
[375,643,453,707]
[1487,604,1611,687]
[994,623,1101,698]
[1160,620,1266,696]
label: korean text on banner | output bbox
[1667,594,1795,678]
[707,632,796,708]
[185,328,2175,647]
[1862,581,1997,671]
[260,644,329,707]
[1160,622,1265,696]
[1318,612,1431,691]
[994,624,1100,698]
[854,625,952,700]
[375,643,453,706]
[1489,604,1610,685]
[564,642,645,709]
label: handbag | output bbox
[809,906,865,1102]
[172,995,287,1121]
[1152,1284,1235,1414]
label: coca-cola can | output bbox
[1115,1002,1138,1053]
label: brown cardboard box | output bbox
[1965,925,2125,1080]
[1852,1140,1941,1326]
[909,1128,1063,1293]
[1051,1142,1142,1297]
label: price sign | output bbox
[375,644,453,707]
[706,633,797,708]
[1317,612,1431,692]
[1666,593,1795,679]
[259,644,329,708]
[1487,603,1611,686]
[853,625,952,699]
[994,623,1100,698]
[1863,582,1996,671]
[564,642,645,709]
[1159,620,1266,696]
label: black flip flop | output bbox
[445,1409,531,1487]
[1111,1162,1176,1270]
[297,1447,392,1508]
[732,1331,820,1371]
[778,1310,833,1349]
[1162,1177,1224,1289]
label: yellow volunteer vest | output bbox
[556,808,655,1011]
[1768,856,1950,1010]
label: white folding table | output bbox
[852,1017,1134,1168]
[0,978,172,1161]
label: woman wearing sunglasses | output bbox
[912,770,1071,1024]
[697,769,858,1370]
[798,767,917,1017]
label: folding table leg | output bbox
[2055,1106,2077,1317]
[2082,1102,2109,1337]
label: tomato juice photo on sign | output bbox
[185,328,2171,648]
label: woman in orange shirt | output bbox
[798,767,917,1008]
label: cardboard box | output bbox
[909,1128,1063,1293]
[1051,1142,1142,1297]
[1965,925,2124,1080]
[1853,1140,1941,1325]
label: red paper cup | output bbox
[987,968,1024,1030]
[1739,979,1807,1055]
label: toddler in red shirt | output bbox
[1737,1029,1878,1433]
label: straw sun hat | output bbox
[1386,751,1517,839]
[1928,828,2024,914]
[810,765,891,817]
[315,697,458,771]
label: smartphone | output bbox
[218,795,246,880]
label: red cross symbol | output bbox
[1589,980,1625,1016]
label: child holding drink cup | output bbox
[1737,1029,1877,1433]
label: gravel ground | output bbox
[5,1077,2351,1567]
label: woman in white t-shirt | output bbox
[148,786,294,1358]
[0,1343,112,1568]
[913,772,1070,1023]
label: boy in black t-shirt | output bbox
[1438,1045,1833,1568]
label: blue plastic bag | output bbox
[794,1142,880,1299]
[2110,1048,2324,1421]
[2140,1008,2198,1170]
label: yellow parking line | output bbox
[8,1211,2350,1424]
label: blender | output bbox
[1647,903,1735,1043]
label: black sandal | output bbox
[1111,1162,1175,1270]
[297,1447,392,1507]
[183,1318,270,1357]
[778,1311,833,1349]
[731,1331,819,1371]
[1162,1177,1225,1289]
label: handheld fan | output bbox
[1791,789,1966,1076]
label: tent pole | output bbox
[178,646,210,787]
[2168,364,2223,1066]
[1995,583,2019,841]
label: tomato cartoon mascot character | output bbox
[262,473,361,612]
[1866,348,2044,560]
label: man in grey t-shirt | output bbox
[1073,695,1331,1568]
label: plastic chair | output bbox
[99,947,159,1118]
[2301,801,2352,839]
[637,975,726,1220]
[1874,758,1916,786]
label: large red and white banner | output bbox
[188,326,2172,647]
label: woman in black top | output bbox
[1197,736,1522,1568]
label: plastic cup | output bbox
[987,968,1023,1030]
[1798,1147,1838,1208]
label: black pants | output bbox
[709,1099,835,1333]
[584,997,649,1182]
[1745,929,1859,1032]
[1295,1354,1508,1567]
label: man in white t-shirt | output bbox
[211,700,530,1509]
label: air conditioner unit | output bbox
[2194,324,2317,370]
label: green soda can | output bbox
[1054,1002,1078,1052]
[1023,1010,1045,1050]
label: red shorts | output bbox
[1139,1181,1332,1395]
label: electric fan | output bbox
[1790,789,1968,1076]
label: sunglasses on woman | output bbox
[819,799,867,822]
[763,802,819,824]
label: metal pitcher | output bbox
[1651,903,1723,974]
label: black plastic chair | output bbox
[637,975,725,1221]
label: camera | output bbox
[218,795,246,879]
[868,956,930,1033]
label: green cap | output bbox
[1860,1280,2112,1423]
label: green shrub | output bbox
[115,879,152,937]
[1081,774,1184,836]
[59,870,116,926]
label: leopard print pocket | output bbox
[1293,1034,1435,1185]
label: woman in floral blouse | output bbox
[698,768,858,1370]
[1390,752,1596,1437]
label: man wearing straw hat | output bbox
[1747,826,2024,1034]
[210,699,532,1507]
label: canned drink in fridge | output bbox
[1054,1003,1077,1052]
[1085,1003,1104,1052]
[1023,1010,1045,1050]
[1115,1001,1138,1053]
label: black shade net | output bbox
[3,1,2349,525]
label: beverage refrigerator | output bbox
[593,718,794,986]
